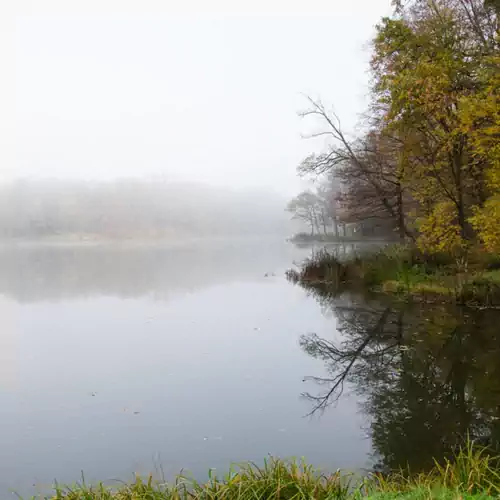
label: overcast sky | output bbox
[2,0,393,195]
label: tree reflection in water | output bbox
[299,285,500,473]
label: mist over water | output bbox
[0,180,292,241]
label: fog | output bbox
[0,179,292,240]
[0,5,404,493]
[3,0,393,202]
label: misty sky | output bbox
[3,0,393,195]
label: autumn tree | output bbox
[296,0,498,254]
[372,0,499,253]
[464,53,500,252]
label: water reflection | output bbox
[299,286,500,473]
[0,240,374,303]
[0,240,302,303]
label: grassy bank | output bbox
[287,245,500,307]
[46,446,500,499]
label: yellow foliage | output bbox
[471,196,500,254]
[460,56,500,184]
[366,6,499,254]
[461,54,500,254]
[417,201,465,254]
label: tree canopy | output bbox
[298,0,499,254]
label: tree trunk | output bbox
[452,141,470,240]
[321,209,327,235]
[333,218,339,238]
[397,186,406,243]
[308,214,315,235]
[313,214,321,235]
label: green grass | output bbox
[368,444,500,498]
[478,270,500,284]
[47,459,353,500]
[287,245,500,306]
[367,491,495,499]
[38,444,500,499]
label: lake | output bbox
[0,239,369,497]
[0,238,499,497]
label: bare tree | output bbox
[286,190,322,235]
[298,97,415,241]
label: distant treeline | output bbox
[0,179,290,240]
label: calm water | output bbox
[0,239,369,497]
[1,239,499,497]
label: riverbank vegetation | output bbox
[48,445,500,499]
[288,245,500,306]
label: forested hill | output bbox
[0,179,291,241]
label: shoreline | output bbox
[287,245,500,308]
[0,234,291,250]
[42,446,500,499]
